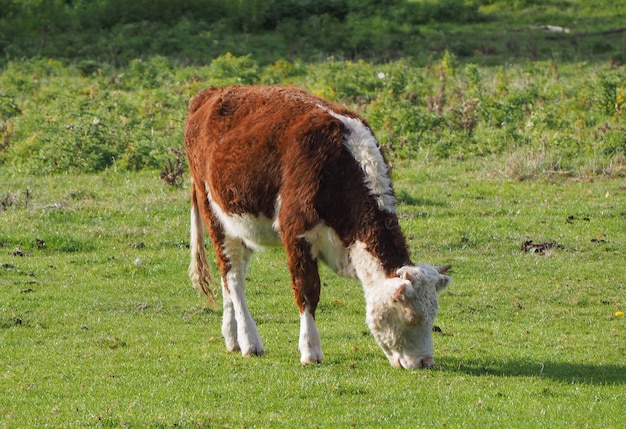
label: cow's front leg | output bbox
[220,237,264,357]
[299,305,323,364]
[286,237,323,364]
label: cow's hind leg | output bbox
[285,237,323,364]
[219,237,264,357]
[193,182,263,357]
[220,277,239,352]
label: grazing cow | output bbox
[184,85,451,369]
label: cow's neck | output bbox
[347,208,412,280]
[349,236,411,287]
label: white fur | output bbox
[323,108,396,213]
[299,308,323,364]
[206,186,282,250]
[220,279,239,352]
[271,195,282,233]
[301,223,356,277]
[220,236,264,356]
[348,240,388,285]
[201,185,267,355]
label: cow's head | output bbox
[365,264,451,369]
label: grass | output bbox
[1,166,624,427]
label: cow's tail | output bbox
[188,179,218,308]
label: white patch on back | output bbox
[206,186,282,250]
[322,107,396,213]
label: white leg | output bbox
[299,307,323,364]
[221,279,239,352]
[222,239,264,356]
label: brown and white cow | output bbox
[184,85,451,369]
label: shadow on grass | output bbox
[442,358,626,385]
[396,189,448,207]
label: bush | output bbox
[122,56,174,89]
[208,53,260,85]
[597,72,625,116]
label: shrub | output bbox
[122,56,174,89]
[0,94,20,120]
[601,128,626,157]
[208,53,260,86]
[597,72,624,115]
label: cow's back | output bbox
[184,86,361,219]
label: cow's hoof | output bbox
[300,352,324,365]
[224,338,240,353]
[241,344,265,357]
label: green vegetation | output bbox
[1,53,625,178]
[1,0,625,427]
[1,167,624,427]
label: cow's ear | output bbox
[436,265,452,293]
[391,282,408,302]
[391,281,420,324]
[391,280,411,302]
[396,266,419,282]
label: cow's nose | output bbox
[420,357,435,369]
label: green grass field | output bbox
[1,165,624,427]
[1,0,626,427]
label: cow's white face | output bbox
[365,264,451,369]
